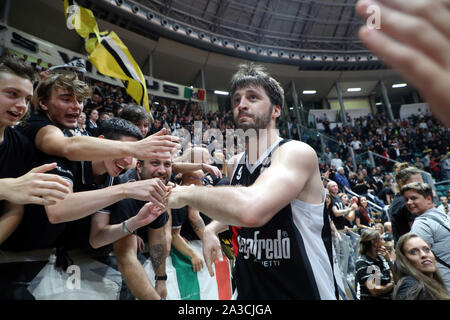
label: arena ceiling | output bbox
[135,0,367,53]
[81,0,378,68]
[6,0,416,104]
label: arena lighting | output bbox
[214,90,229,95]
[102,0,384,68]
[302,90,317,95]
[347,88,361,92]
[392,83,407,88]
[376,102,383,105]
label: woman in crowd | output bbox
[86,108,99,136]
[76,112,89,136]
[355,229,395,300]
[355,196,374,233]
[392,233,449,300]
[339,193,356,229]
[65,112,89,137]
[375,223,384,236]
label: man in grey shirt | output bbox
[401,182,450,292]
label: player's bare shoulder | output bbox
[272,140,318,168]
[273,140,323,203]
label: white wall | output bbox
[399,103,430,120]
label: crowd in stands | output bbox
[58,77,450,205]
[4,0,450,300]
[315,112,449,180]
[2,54,449,301]
[20,56,450,190]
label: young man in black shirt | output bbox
[94,154,173,300]
[389,166,423,243]
[3,116,168,254]
[0,57,70,246]
[3,72,178,250]
[18,72,180,165]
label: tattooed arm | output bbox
[148,225,168,299]
[188,206,206,240]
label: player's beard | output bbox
[235,105,273,131]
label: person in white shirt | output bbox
[350,136,362,151]
[331,153,344,170]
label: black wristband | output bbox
[155,275,167,281]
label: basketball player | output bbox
[167,63,336,300]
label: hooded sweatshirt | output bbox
[411,207,450,292]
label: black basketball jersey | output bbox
[230,138,336,300]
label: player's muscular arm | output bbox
[168,141,320,227]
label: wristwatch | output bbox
[122,221,133,235]
[155,275,168,281]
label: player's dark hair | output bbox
[230,63,284,108]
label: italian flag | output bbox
[144,240,233,300]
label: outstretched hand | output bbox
[356,0,450,127]
[133,202,164,229]
[202,164,222,179]
[0,162,71,206]
[124,178,168,210]
[134,128,181,160]
[164,185,188,210]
